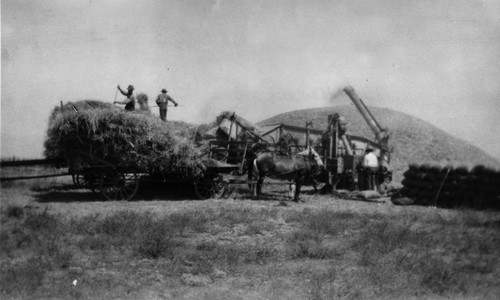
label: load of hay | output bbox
[44,100,209,175]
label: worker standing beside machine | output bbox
[362,147,379,191]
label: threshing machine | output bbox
[320,86,391,191]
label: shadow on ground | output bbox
[229,184,318,202]
[30,178,320,203]
[33,182,198,203]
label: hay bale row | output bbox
[400,163,500,209]
[44,100,208,175]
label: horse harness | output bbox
[272,152,315,177]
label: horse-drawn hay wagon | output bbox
[10,102,328,202]
[44,100,243,201]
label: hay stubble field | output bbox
[1,173,499,300]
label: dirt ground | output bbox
[0,174,403,217]
[1,176,499,299]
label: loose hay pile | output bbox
[44,100,207,175]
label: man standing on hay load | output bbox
[156,88,178,122]
[114,84,136,111]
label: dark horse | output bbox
[250,147,324,202]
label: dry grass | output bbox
[1,200,498,299]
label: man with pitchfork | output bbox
[114,84,136,111]
[155,88,178,122]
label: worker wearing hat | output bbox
[114,84,136,111]
[155,88,178,122]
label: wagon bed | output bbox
[69,148,241,201]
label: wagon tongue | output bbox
[202,159,240,171]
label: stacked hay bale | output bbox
[44,100,206,175]
[466,165,500,209]
[400,163,500,209]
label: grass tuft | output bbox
[0,256,49,294]
[5,205,24,219]
[23,209,59,232]
[135,223,181,259]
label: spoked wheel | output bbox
[73,171,100,193]
[99,169,139,201]
[85,173,100,194]
[72,172,83,187]
[194,173,226,200]
[71,173,80,187]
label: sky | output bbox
[2,0,500,160]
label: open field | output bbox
[1,175,500,300]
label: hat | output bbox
[161,88,167,93]
[127,85,134,90]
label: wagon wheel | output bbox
[85,173,101,194]
[99,169,139,201]
[73,171,100,193]
[72,172,83,187]
[194,174,226,200]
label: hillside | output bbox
[257,105,500,184]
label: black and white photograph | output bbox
[1,0,499,299]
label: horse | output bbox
[250,147,324,202]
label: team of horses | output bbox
[248,147,324,202]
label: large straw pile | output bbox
[44,100,206,174]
